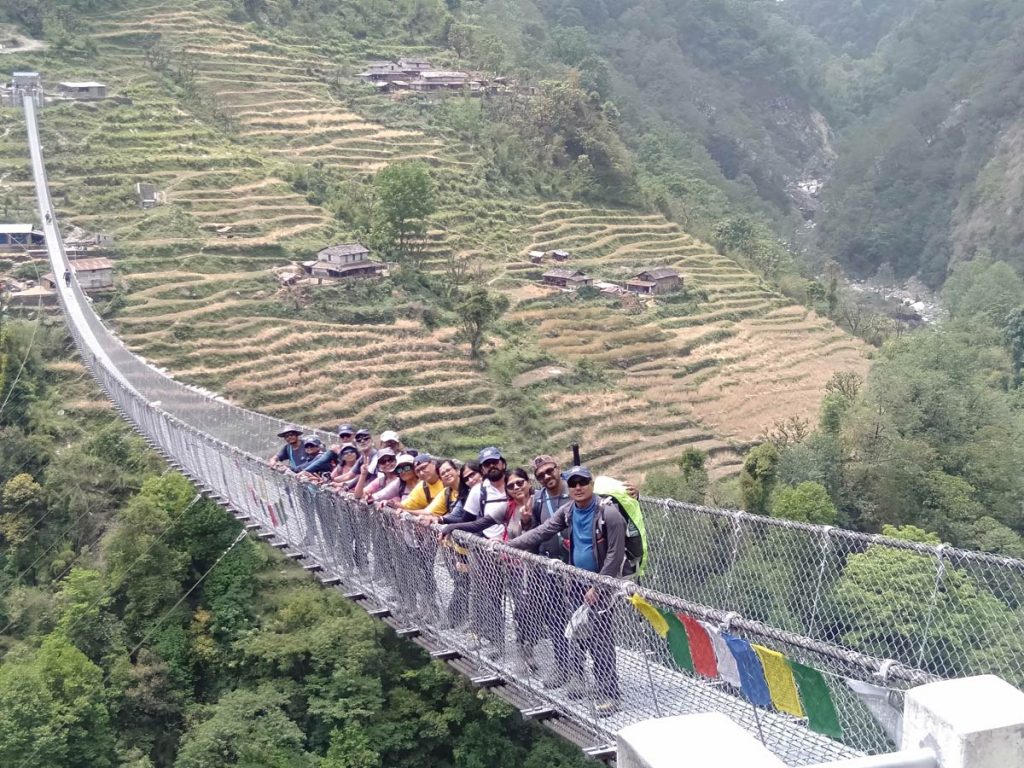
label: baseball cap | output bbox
[336,423,355,436]
[395,453,416,467]
[355,428,372,439]
[566,465,593,482]
[531,454,558,474]
[376,447,396,459]
[339,442,358,455]
[413,452,434,465]
[478,446,503,463]
[277,425,302,437]
[303,436,323,448]
[380,430,400,443]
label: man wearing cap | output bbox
[379,430,404,454]
[350,428,379,476]
[336,424,356,446]
[460,447,509,539]
[269,426,305,471]
[508,465,625,716]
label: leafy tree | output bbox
[174,686,315,768]
[830,525,1024,683]
[0,634,114,767]
[771,481,837,525]
[739,443,779,515]
[454,286,509,358]
[371,162,436,265]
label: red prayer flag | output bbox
[679,613,719,678]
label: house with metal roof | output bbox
[542,268,593,290]
[57,81,107,99]
[0,224,45,250]
[304,242,384,279]
[626,266,682,295]
[71,257,115,290]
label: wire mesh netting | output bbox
[24,98,1024,764]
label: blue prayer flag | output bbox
[723,633,772,708]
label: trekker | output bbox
[370,454,419,505]
[423,460,482,629]
[522,455,574,687]
[325,443,359,485]
[336,423,356,445]
[269,426,305,471]
[349,428,378,477]
[508,465,626,716]
[380,430,404,454]
[387,453,443,620]
[460,446,509,538]
[296,437,336,482]
[291,436,326,474]
[351,447,397,500]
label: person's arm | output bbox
[350,464,375,499]
[398,481,429,511]
[598,500,627,578]
[302,451,335,476]
[441,506,505,536]
[507,506,568,550]
[370,477,401,504]
[269,444,288,466]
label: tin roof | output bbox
[71,257,114,271]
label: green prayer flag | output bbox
[660,609,694,673]
[790,661,843,740]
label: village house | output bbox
[528,250,545,264]
[356,61,406,83]
[71,257,115,290]
[626,266,682,295]
[57,81,107,100]
[0,223,45,251]
[407,70,468,91]
[550,249,571,262]
[543,268,593,290]
[397,57,432,74]
[303,242,385,279]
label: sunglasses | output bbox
[535,467,557,479]
[507,480,528,491]
[379,456,397,464]
[567,477,591,488]
[481,459,501,469]
[356,436,372,443]
[396,464,414,473]
[338,433,353,440]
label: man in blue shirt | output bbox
[269,426,304,471]
[510,465,626,716]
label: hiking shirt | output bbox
[403,478,444,511]
[371,477,415,504]
[462,480,508,539]
[571,497,600,572]
[536,482,570,561]
[274,443,305,470]
[350,450,379,479]
[424,486,456,517]
[509,497,626,578]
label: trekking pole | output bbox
[570,442,581,467]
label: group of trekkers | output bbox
[269,424,644,717]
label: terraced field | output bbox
[0,0,870,481]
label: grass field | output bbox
[0,0,870,481]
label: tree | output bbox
[1004,307,1024,384]
[0,634,114,767]
[371,162,436,265]
[770,482,837,525]
[174,687,315,768]
[453,287,509,358]
[739,443,779,515]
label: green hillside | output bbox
[0,0,869,481]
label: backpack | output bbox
[594,476,649,578]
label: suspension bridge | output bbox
[20,96,1024,766]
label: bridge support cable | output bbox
[22,101,1024,765]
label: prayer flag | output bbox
[700,621,741,688]
[723,633,772,708]
[753,645,804,717]
[629,594,669,637]
[790,663,842,740]
[660,609,694,672]
[679,614,719,678]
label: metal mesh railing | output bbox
[23,98,1024,764]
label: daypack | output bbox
[594,476,649,578]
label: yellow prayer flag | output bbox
[753,644,804,718]
[628,593,669,638]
